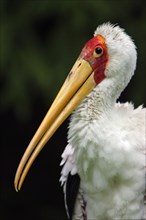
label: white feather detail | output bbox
[60,143,77,186]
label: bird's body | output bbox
[14,23,146,220]
[61,102,145,219]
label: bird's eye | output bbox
[94,46,103,57]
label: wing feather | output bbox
[60,144,86,220]
[66,173,80,219]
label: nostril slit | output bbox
[67,71,73,80]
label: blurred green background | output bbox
[0,0,145,219]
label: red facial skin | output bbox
[79,35,108,84]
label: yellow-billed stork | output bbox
[14,23,146,219]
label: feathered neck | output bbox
[70,74,127,122]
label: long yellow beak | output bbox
[14,58,96,191]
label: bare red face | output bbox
[79,35,108,84]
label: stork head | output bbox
[14,23,137,191]
[80,23,137,100]
[94,23,137,92]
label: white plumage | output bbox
[60,23,146,219]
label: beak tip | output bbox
[14,184,18,192]
[14,178,20,192]
[15,185,21,192]
[14,186,19,192]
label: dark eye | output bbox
[94,46,103,57]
